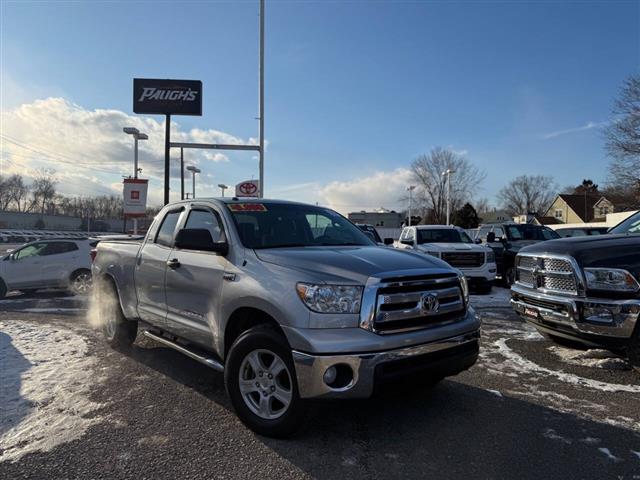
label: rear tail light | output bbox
[90,249,97,262]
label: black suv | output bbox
[510,212,640,369]
[476,223,559,285]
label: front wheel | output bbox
[225,326,305,437]
[70,269,93,295]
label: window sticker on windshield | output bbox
[228,203,268,212]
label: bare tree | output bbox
[30,170,57,215]
[410,147,485,224]
[0,175,11,210]
[5,174,30,212]
[498,175,557,216]
[605,74,640,192]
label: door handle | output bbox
[167,258,181,269]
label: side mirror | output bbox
[486,232,496,243]
[474,238,482,244]
[384,238,395,246]
[175,228,228,255]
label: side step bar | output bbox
[143,330,224,372]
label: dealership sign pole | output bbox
[133,78,203,205]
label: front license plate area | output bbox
[524,307,539,319]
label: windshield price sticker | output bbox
[228,203,268,212]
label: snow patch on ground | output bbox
[0,320,104,462]
[542,428,572,444]
[494,337,640,393]
[597,447,622,463]
[548,346,631,371]
[21,308,83,314]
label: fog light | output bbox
[323,366,337,385]
[584,306,614,324]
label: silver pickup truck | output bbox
[93,198,480,437]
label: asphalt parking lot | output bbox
[1,288,639,479]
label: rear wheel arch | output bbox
[224,307,287,358]
[95,273,127,316]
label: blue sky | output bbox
[1,0,639,212]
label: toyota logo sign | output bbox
[235,180,260,198]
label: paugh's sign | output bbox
[133,78,202,116]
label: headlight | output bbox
[486,250,495,263]
[458,275,469,305]
[584,268,640,292]
[296,283,363,313]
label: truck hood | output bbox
[520,234,640,278]
[255,245,451,284]
[416,243,484,251]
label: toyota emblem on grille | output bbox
[420,293,439,314]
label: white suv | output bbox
[396,225,497,293]
[0,238,96,298]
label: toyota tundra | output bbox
[92,198,480,437]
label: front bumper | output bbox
[291,329,480,399]
[510,283,640,342]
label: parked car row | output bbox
[0,229,118,244]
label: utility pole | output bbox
[407,185,416,226]
[259,0,265,197]
[181,148,185,200]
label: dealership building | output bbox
[348,208,403,228]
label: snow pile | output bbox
[548,345,631,371]
[0,321,104,462]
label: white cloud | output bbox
[0,98,256,204]
[318,168,413,215]
[542,121,608,140]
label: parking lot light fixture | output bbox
[186,166,201,199]
[218,184,229,197]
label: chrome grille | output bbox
[441,252,485,268]
[516,254,579,295]
[372,274,465,334]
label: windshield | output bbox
[227,203,375,249]
[505,225,560,241]
[417,229,473,244]
[609,212,640,234]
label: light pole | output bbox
[218,184,229,197]
[442,169,456,225]
[407,185,416,226]
[186,166,201,199]
[123,127,148,234]
[123,127,148,179]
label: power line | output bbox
[2,157,117,197]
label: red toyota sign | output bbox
[235,180,260,198]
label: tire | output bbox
[225,325,305,438]
[504,266,516,286]
[0,279,6,299]
[628,328,640,372]
[98,279,137,349]
[70,269,93,295]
